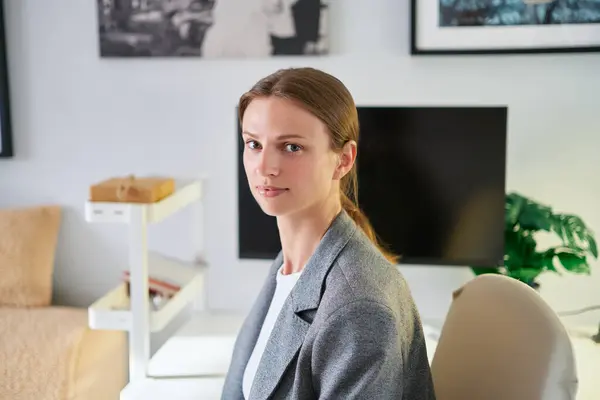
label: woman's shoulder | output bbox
[320,232,417,322]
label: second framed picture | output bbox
[411,0,600,55]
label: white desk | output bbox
[121,377,226,400]
[121,319,599,400]
[565,326,600,400]
[120,311,244,400]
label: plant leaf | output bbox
[563,214,586,247]
[518,200,552,231]
[556,251,590,274]
[550,214,568,244]
[520,232,537,259]
[588,235,598,259]
[552,214,598,258]
[503,193,597,281]
[504,229,525,268]
[567,215,589,238]
[505,192,525,227]
[471,267,500,276]
[505,229,538,271]
[540,249,560,274]
[509,268,542,282]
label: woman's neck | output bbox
[277,197,342,275]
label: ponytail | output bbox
[340,171,400,264]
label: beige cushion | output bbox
[431,274,578,400]
[0,205,61,307]
[0,306,127,400]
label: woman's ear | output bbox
[333,140,357,180]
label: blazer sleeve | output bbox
[312,299,405,399]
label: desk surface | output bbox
[121,377,225,400]
[122,322,599,400]
[567,327,600,400]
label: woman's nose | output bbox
[256,149,280,177]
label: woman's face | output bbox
[241,96,342,217]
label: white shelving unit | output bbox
[85,180,202,225]
[85,180,206,384]
[88,253,206,333]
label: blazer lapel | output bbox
[248,299,311,400]
[248,210,357,400]
[224,252,283,399]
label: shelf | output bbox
[147,311,246,378]
[88,252,206,333]
[85,180,202,224]
[120,377,225,400]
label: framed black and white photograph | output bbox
[96,0,329,58]
[0,1,12,159]
[411,0,600,55]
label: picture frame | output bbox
[0,1,12,158]
[411,0,600,55]
[96,0,329,58]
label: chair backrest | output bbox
[431,274,578,400]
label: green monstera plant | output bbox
[472,192,598,288]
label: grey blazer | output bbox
[221,210,436,400]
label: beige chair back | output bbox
[431,274,578,400]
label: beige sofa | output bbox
[0,205,128,400]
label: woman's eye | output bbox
[247,140,260,150]
[285,144,302,152]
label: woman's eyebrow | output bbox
[242,131,306,141]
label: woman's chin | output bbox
[258,202,289,217]
[253,191,293,217]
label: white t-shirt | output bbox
[242,265,303,399]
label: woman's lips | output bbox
[257,185,288,198]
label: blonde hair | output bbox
[239,67,399,264]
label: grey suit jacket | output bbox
[221,210,436,400]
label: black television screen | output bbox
[0,1,12,158]
[237,106,507,267]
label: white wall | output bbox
[2,0,599,327]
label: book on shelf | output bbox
[122,270,181,297]
[116,271,182,311]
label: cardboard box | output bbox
[90,175,175,203]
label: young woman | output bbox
[222,68,436,400]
